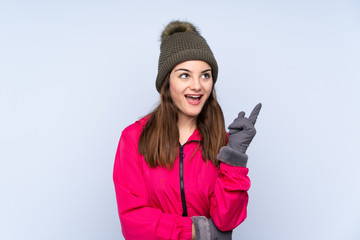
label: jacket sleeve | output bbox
[209,163,251,231]
[113,127,193,240]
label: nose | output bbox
[189,78,201,91]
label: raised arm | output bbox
[212,103,262,230]
[192,104,261,236]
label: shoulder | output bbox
[121,115,150,139]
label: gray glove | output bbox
[192,216,232,240]
[217,103,262,167]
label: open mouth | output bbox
[185,94,203,105]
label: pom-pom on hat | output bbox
[155,20,218,93]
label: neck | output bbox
[177,114,197,145]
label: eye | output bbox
[179,73,190,79]
[202,73,211,79]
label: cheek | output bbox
[169,79,177,99]
[169,84,183,104]
[170,86,179,100]
[203,88,213,103]
[205,82,213,95]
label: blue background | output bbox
[1,0,359,239]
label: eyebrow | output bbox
[174,68,212,73]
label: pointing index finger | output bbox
[248,103,262,125]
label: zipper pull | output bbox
[179,145,185,159]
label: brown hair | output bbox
[138,76,227,168]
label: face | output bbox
[169,60,213,121]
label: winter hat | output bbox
[155,20,218,93]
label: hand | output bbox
[227,103,262,153]
[217,103,262,167]
[192,216,232,240]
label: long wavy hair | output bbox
[138,76,227,168]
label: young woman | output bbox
[113,20,262,240]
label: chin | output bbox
[186,111,201,118]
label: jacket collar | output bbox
[187,128,201,142]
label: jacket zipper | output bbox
[179,144,188,217]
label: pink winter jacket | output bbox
[113,117,251,239]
